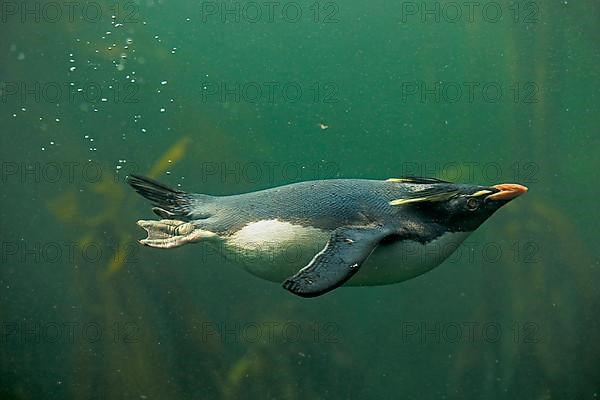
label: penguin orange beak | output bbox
[486,184,528,201]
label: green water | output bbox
[1,1,599,399]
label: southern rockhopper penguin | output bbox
[127,175,527,297]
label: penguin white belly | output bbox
[218,219,471,286]
[221,219,329,282]
[349,231,471,285]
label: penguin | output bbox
[126,175,527,297]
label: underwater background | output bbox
[1,0,599,399]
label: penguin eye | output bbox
[466,197,480,211]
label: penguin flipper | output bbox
[282,225,390,297]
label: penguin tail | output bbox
[126,174,202,220]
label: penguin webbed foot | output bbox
[136,219,216,249]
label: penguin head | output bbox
[429,183,528,232]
